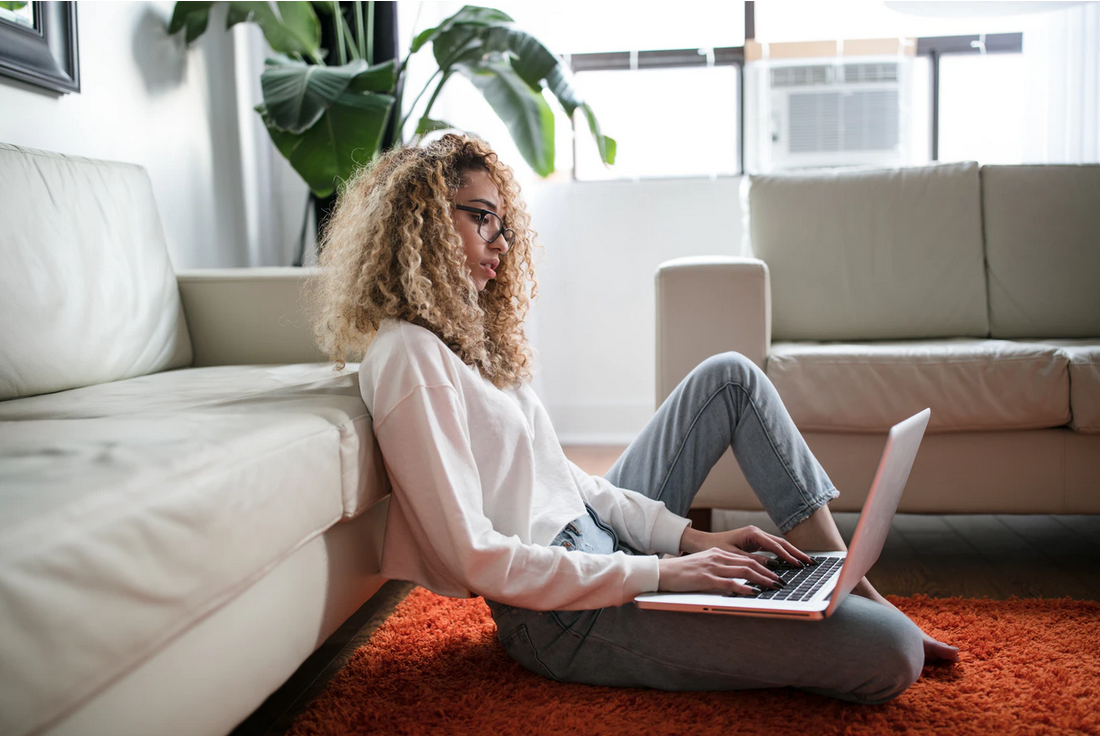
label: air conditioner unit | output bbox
[745,56,915,173]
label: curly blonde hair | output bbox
[303,133,538,388]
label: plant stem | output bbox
[366,1,375,66]
[397,67,442,135]
[340,13,362,61]
[354,1,366,62]
[420,69,451,124]
[333,0,346,65]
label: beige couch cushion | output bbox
[982,165,1100,338]
[0,363,386,736]
[0,144,192,401]
[1036,339,1100,433]
[766,339,1070,433]
[747,162,988,342]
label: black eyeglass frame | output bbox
[454,204,515,247]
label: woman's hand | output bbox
[679,525,814,568]
[658,547,783,596]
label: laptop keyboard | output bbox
[742,556,843,602]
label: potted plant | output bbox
[169,1,615,256]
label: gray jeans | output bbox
[486,352,924,704]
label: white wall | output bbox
[0,1,304,270]
[524,176,747,444]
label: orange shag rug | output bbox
[287,588,1100,735]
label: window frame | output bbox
[567,4,749,181]
[565,2,1024,178]
[917,33,1023,161]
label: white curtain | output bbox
[1023,2,1100,163]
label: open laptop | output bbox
[635,408,931,620]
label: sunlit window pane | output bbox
[574,66,740,180]
[755,0,1042,43]
[489,1,745,53]
[938,53,1027,164]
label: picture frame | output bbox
[0,1,79,94]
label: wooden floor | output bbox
[232,444,1100,736]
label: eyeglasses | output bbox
[454,205,515,247]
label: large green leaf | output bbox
[426,15,615,169]
[261,57,369,133]
[258,90,394,198]
[581,103,617,165]
[225,1,321,58]
[0,1,29,9]
[415,117,455,136]
[260,57,395,133]
[168,2,214,45]
[168,1,320,55]
[411,5,513,54]
[346,59,396,94]
[478,26,556,91]
[545,66,616,165]
[431,23,485,71]
[455,57,555,177]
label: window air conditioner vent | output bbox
[843,62,899,84]
[789,89,900,153]
[771,65,831,88]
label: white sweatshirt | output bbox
[358,318,690,611]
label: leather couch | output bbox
[656,161,1100,517]
[0,144,389,736]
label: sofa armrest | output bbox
[176,268,330,366]
[655,256,771,406]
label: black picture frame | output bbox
[0,1,79,94]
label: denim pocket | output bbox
[549,608,603,638]
[499,624,559,681]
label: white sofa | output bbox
[656,161,1100,518]
[0,144,390,736]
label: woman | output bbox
[306,133,957,705]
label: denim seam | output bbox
[585,503,622,548]
[549,608,603,639]
[652,384,729,507]
[514,625,562,681]
[654,381,818,520]
[775,487,840,535]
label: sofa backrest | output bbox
[981,164,1100,339]
[0,144,192,401]
[746,161,989,342]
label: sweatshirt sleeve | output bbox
[566,460,690,557]
[374,383,663,610]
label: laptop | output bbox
[634,408,931,620]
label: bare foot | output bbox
[853,579,959,664]
[921,631,960,663]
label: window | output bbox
[398,2,1097,180]
[934,43,1027,164]
[397,1,746,182]
[573,64,741,180]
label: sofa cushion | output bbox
[766,339,1070,433]
[1034,340,1100,433]
[982,165,1100,338]
[0,144,192,401]
[0,364,387,736]
[747,161,988,342]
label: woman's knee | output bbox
[850,609,924,704]
[690,351,762,389]
[815,598,923,705]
